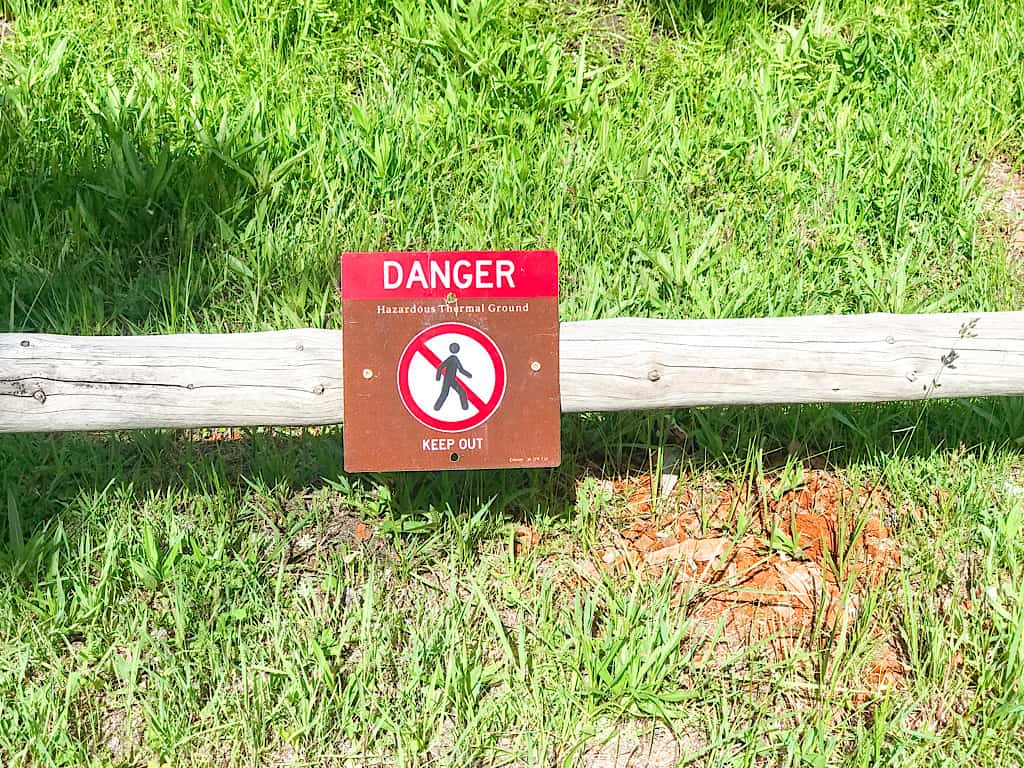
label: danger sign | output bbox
[341,250,560,472]
[397,323,506,433]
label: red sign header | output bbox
[342,250,558,300]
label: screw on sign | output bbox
[397,323,506,433]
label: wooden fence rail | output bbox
[2,312,1023,433]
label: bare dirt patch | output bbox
[280,490,385,569]
[97,698,146,761]
[581,720,702,768]
[565,469,906,691]
[982,155,1024,263]
[561,0,632,59]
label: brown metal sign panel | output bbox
[341,250,560,472]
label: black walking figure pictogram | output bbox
[434,343,472,411]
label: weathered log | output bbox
[2,312,1021,433]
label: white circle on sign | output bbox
[397,323,507,433]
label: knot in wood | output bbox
[20,340,30,347]
[32,389,46,404]
[314,383,325,395]
[647,369,661,382]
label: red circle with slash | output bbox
[397,322,507,432]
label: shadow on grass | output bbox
[645,0,810,34]
[2,397,1022,541]
[0,104,330,334]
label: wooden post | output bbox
[2,312,1022,433]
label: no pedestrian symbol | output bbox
[341,250,560,472]
[397,323,506,433]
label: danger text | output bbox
[384,259,516,291]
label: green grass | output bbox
[2,0,1024,765]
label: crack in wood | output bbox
[0,377,323,395]
[564,365,909,379]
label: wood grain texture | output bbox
[2,312,1022,433]
[559,312,1023,411]
[0,330,343,432]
